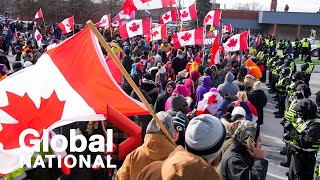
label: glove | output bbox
[283,121,294,132]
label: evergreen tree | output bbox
[190,0,212,29]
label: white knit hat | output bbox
[231,106,246,117]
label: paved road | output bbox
[6,54,320,179]
[261,73,320,180]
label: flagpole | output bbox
[41,8,45,26]
[86,20,176,146]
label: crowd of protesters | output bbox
[1,19,320,180]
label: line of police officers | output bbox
[257,36,320,180]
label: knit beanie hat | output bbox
[185,114,226,161]
[253,81,261,90]
[231,106,246,117]
[172,111,186,132]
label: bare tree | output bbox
[233,2,263,11]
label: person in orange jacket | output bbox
[245,59,262,79]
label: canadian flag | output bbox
[203,10,221,27]
[210,33,220,67]
[255,35,261,49]
[34,29,42,48]
[119,18,151,39]
[159,9,177,24]
[0,26,148,174]
[179,4,197,22]
[123,0,176,13]
[223,31,249,52]
[222,24,233,34]
[34,9,43,19]
[114,10,135,21]
[58,16,74,35]
[196,89,223,115]
[13,29,18,42]
[171,27,203,49]
[151,24,167,41]
[96,14,111,28]
[112,21,122,27]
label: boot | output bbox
[280,148,287,155]
[280,161,290,168]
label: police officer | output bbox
[275,67,292,118]
[280,83,308,168]
[300,56,314,86]
[293,38,301,60]
[268,56,281,94]
[282,97,319,180]
[301,39,311,60]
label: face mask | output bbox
[296,92,304,99]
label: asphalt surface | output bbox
[6,54,320,179]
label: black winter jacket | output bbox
[220,143,269,180]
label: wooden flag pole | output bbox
[86,20,176,146]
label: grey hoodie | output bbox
[217,72,240,97]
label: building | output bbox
[220,0,320,40]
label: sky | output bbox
[182,0,320,13]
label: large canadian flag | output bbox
[151,24,167,41]
[0,26,149,174]
[210,33,220,67]
[123,0,175,13]
[96,14,111,28]
[179,4,197,22]
[223,31,249,52]
[34,9,43,19]
[58,16,74,34]
[203,10,221,27]
[114,10,135,21]
[171,27,203,49]
[159,9,177,24]
[119,18,151,39]
[34,29,42,48]
[222,24,233,34]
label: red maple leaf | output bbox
[181,11,189,18]
[227,38,238,47]
[101,18,107,24]
[129,23,140,32]
[204,15,212,23]
[140,0,151,3]
[152,31,159,37]
[181,32,192,41]
[208,95,218,104]
[164,13,170,20]
[36,33,42,41]
[0,91,65,150]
